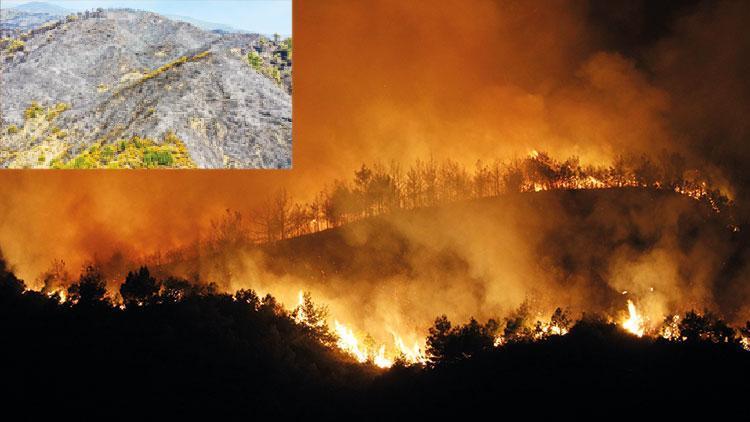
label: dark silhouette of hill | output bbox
[1,255,748,418]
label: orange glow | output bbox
[622,300,645,337]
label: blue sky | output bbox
[3,0,292,35]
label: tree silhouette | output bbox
[426,315,452,364]
[67,265,107,306]
[1,255,749,417]
[120,266,160,307]
[679,310,737,344]
[426,315,497,364]
[550,307,571,332]
[293,291,335,345]
[503,303,533,342]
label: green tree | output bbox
[248,51,263,70]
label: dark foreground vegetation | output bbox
[2,257,749,419]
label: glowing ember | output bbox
[661,315,682,341]
[533,321,569,340]
[622,300,645,337]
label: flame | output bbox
[393,334,427,364]
[333,320,369,363]
[331,321,425,368]
[533,321,569,339]
[46,288,67,303]
[294,290,306,324]
[372,345,393,368]
[622,300,645,337]
[293,290,428,368]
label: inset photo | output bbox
[0,0,292,169]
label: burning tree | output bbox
[240,150,733,244]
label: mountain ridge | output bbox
[7,1,70,15]
[0,8,292,168]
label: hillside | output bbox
[149,187,744,344]
[260,187,731,280]
[0,8,292,168]
[2,237,748,418]
[0,2,68,37]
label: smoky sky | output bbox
[0,0,748,282]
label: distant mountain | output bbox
[0,9,292,169]
[1,3,252,36]
[0,2,69,36]
[163,13,243,33]
[9,1,70,15]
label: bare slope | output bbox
[0,9,291,168]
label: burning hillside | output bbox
[2,251,749,418]
[2,0,750,417]
[17,149,749,369]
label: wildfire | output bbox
[330,321,429,368]
[296,291,750,362]
[46,289,67,303]
[333,320,370,363]
[294,290,306,324]
[373,345,393,368]
[293,290,427,368]
[622,300,645,337]
[661,314,682,341]
[393,334,427,364]
[533,321,569,339]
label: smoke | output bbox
[157,188,737,350]
[0,1,749,329]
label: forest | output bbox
[235,151,732,244]
[2,255,748,417]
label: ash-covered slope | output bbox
[0,9,291,168]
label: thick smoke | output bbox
[0,1,749,331]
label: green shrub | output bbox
[24,102,44,120]
[101,145,114,162]
[7,39,24,53]
[248,51,263,71]
[7,125,18,134]
[263,65,282,85]
[144,150,173,167]
[72,156,94,169]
